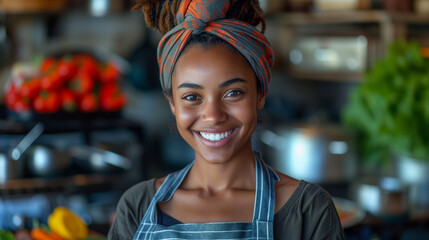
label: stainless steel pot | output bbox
[0,152,17,184]
[26,145,71,177]
[260,123,357,183]
[70,0,124,16]
[0,123,44,182]
[397,155,429,208]
[354,177,409,219]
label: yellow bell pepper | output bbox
[48,207,89,240]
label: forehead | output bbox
[172,45,256,88]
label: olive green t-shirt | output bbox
[108,179,344,240]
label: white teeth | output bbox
[200,130,233,142]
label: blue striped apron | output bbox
[133,152,279,239]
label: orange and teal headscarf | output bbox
[157,0,274,94]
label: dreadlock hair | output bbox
[132,0,266,35]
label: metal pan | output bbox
[69,145,132,174]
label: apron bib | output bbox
[133,152,279,240]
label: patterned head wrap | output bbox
[157,0,274,94]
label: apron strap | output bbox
[252,152,280,223]
[144,161,194,223]
[159,162,194,202]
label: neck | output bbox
[184,148,256,194]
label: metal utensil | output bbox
[11,122,44,161]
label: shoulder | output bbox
[274,179,344,239]
[277,178,336,215]
[108,178,156,240]
[120,178,158,216]
[274,171,300,213]
[155,176,167,191]
[127,178,157,195]
[274,172,340,214]
[120,178,157,209]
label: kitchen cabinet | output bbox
[268,10,429,81]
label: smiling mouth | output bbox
[199,129,234,142]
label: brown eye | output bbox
[226,90,243,98]
[183,94,201,101]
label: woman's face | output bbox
[169,45,266,164]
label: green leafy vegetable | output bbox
[0,230,16,240]
[343,41,429,168]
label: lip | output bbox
[194,128,236,148]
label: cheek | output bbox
[230,101,258,125]
[175,105,197,129]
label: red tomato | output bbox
[5,82,22,111]
[5,91,31,112]
[40,57,57,74]
[100,83,126,111]
[33,91,61,113]
[41,70,63,91]
[12,97,31,113]
[5,91,19,109]
[68,72,94,96]
[100,83,118,99]
[60,89,77,112]
[57,57,77,81]
[19,77,41,100]
[99,62,119,83]
[79,93,98,112]
[73,54,99,78]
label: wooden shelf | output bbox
[0,173,126,195]
[272,10,429,26]
[268,10,429,82]
[271,10,429,47]
[287,70,363,82]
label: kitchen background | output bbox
[1,0,429,239]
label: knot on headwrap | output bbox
[181,18,206,32]
[177,0,230,24]
[157,0,274,95]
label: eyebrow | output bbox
[177,83,203,89]
[177,78,246,89]
[219,78,246,88]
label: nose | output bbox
[201,99,227,124]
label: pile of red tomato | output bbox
[4,54,126,114]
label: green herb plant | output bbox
[343,41,429,169]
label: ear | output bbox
[167,96,176,116]
[257,91,267,110]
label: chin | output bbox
[196,150,235,165]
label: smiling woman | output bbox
[170,45,262,164]
[108,0,344,239]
